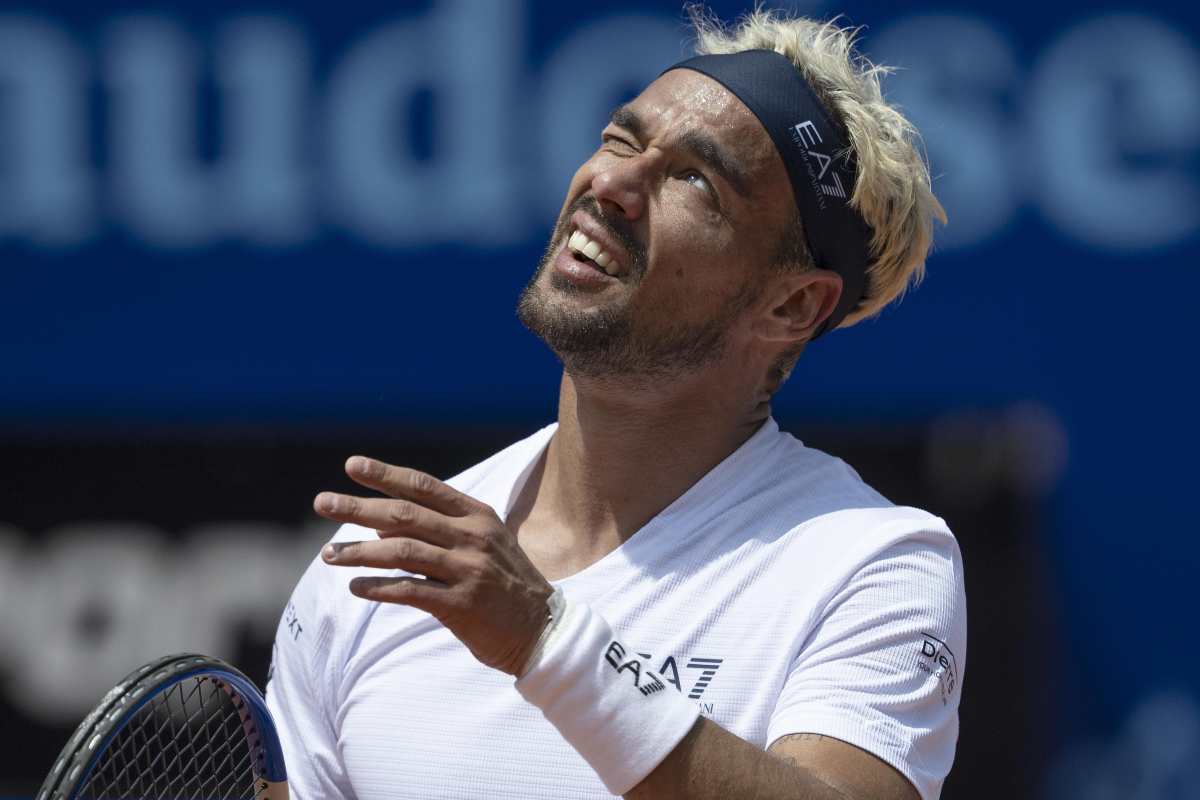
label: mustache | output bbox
[555,196,647,277]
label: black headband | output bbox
[664,50,873,335]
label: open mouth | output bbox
[567,229,620,276]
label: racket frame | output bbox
[38,653,287,800]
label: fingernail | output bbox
[316,492,338,513]
[348,456,371,476]
[323,543,338,560]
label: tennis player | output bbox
[268,8,963,799]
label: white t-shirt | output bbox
[266,418,966,800]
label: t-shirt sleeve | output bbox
[266,526,365,800]
[765,525,967,800]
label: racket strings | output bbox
[76,676,261,800]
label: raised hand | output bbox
[314,456,554,676]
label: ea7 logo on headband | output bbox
[789,120,848,203]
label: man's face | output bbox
[517,69,796,381]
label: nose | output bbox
[590,156,650,221]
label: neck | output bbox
[510,364,770,577]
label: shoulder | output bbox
[726,424,943,547]
[743,425,961,600]
[793,505,957,572]
[759,426,894,514]
[768,504,962,640]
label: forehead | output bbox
[626,69,783,190]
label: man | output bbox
[267,8,963,800]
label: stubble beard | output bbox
[516,203,757,383]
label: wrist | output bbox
[514,592,700,795]
[518,585,566,678]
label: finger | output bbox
[313,493,459,546]
[349,574,452,614]
[322,538,456,581]
[344,457,481,517]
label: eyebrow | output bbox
[609,104,646,140]
[608,104,752,200]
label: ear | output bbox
[754,269,844,345]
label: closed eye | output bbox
[601,133,638,154]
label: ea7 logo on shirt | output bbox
[917,633,959,705]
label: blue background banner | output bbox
[2,1,1197,795]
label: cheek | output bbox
[646,200,730,285]
[638,254,733,320]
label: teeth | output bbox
[567,229,619,275]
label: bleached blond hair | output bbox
[690,5,946,328]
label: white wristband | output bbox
[515,593,700,795]
[519,586,568,678]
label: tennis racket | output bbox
[37,653,288,800]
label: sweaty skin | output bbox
[315,69,917,800]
